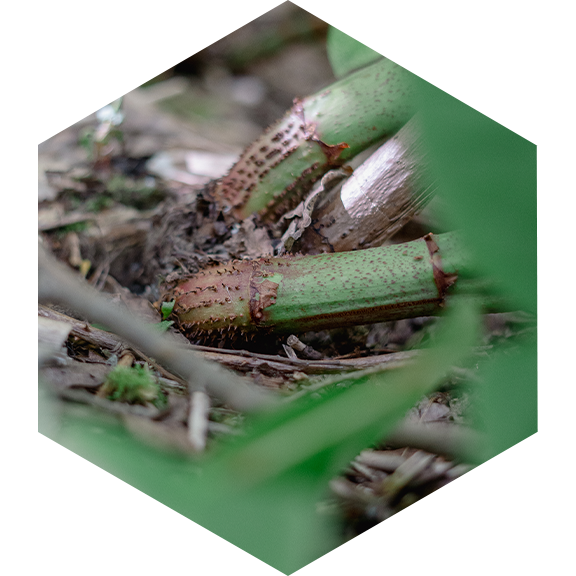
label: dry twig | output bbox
[38,243,277,412]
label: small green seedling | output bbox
[160,300,175,320]
[101,364,166,407]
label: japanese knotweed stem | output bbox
[163,232,467,338]
[212,57,419,221]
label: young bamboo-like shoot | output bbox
[212,57,418,221]
[162,232,465,338]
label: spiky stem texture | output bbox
[212,57,418,221]
[163,232,466,338]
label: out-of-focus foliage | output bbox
[40,297,480,574]
[79,98,124,161]
[326,26,382,78]
[418,84,536,315]
[150,320,175,332]
[417,81,537,461]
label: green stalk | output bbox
[163,232,473,338]
[213,57,418,221]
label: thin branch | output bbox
[38,243,277,412]
[38,304,417,376]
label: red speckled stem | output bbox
[212,57,418,221]
[164,232,465,338]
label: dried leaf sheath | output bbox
[299,117,436,252]
[163,233,464,338]
[212,57,418,221]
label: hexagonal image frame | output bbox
[37,3,536,574]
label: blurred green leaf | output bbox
[417,83,537,314]
[474,338,537,462]
[150,320,174,332]
[202,297,482,489]
[326,26,382,78]
[39,391,337,574]
[416,81,537,462]
[78,128,95,159]
[40,297,482,573]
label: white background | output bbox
[4,0,573,574]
